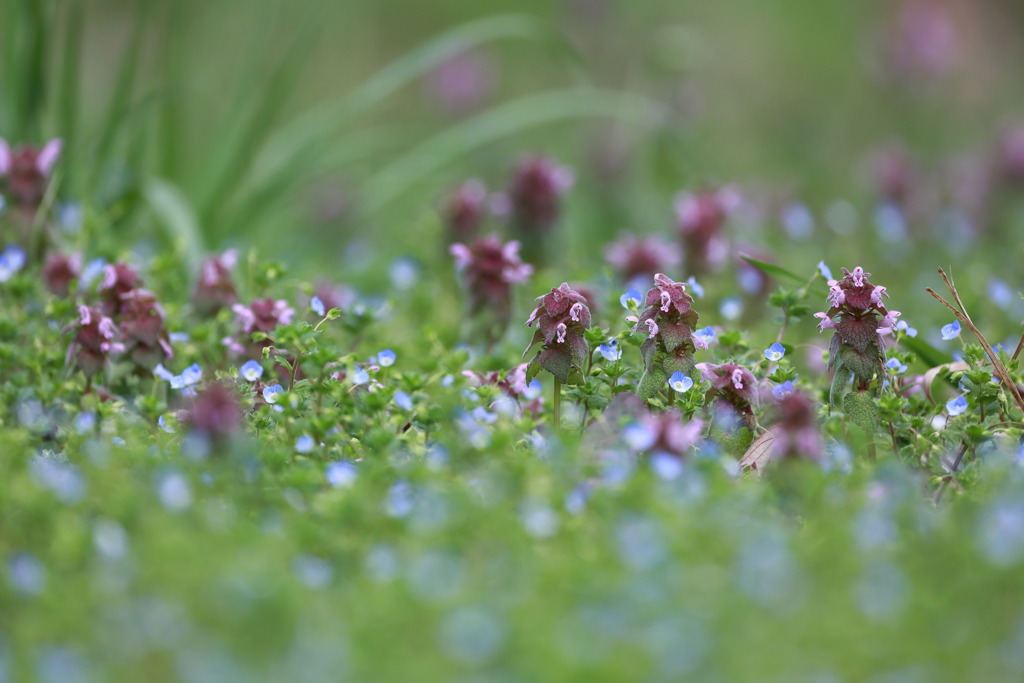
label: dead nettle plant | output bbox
[523,283,591,430]
[814,266,900,436]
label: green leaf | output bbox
[899,336,952,368]
[738,254,818,289]
[843,392,878,435]
[830,364,853,408]
[144,179,206,276]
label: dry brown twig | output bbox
[924,267,1024,419]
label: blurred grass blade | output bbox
[145,178,206,274]
[196,18,321,233]
[359,88,668,217]
[738,254,810,287]
[237,14,557,229]
[93,2,152,175]
[57,1,83,195]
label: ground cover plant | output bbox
[5,0,1024,681]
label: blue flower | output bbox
[686,276,704,299]
[393,390,413,411]
[619,288,643,309]
[772,381,795,399]
[895,320,917,338]
[263,384,285,403]
[153,363,175,382]
[667,371,693,393]
[597,339,622,361]
[377,349,396,367]
[720,296,743,321]
[295,435,315,454]
[170,363,203,390]
[885,358,907,374]
[0,245,27,282]
[158,415,175,434]
[326,461,358,488]
[351,367,371,385]
[622,422,656,451]
[78,258,106,291]
[940,320,961,341]
[310,296,325,316]
[764,342,785,361]
[693,326,716,349]
[946,395,968,417]
[523,379,542,400]
[239,360,264,382]
[817,261,833,281]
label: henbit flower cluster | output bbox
[628,273,703,400]
[604,232,681,283]
[814,266,899,404]
[673,188,736,275]
[97,263,173,370]
[523,283,591,386]
[0,138,63,251]
[64,306,124,378]
[450,235,533,332]
[225,298,295,359]
[192,250,239,317]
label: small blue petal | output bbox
[597,340,622,362]
[351,367,370,385]
[377,349,396,367]
[619,289,643,309]
[885,358,907,374]
[945,395,968,417]
[393,390,414,411]
[772,381,795,399]
[764,342,786,361]
[153,363,175,382]
[667,371,693,393]
[263,384,284,403]
[239,360,264,382]
[310,296,325,316]
[940,320,961,341]
[720,296,743,321]
[817,261,833,281]
[693,326,716,348]
[295,435,315,454]
[0,245,28,282]
[686,276,704,299]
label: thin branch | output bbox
[926,269,1024,418]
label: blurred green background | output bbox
[3,0,1023,336]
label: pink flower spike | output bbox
[644,319,659,339]
[659,290,671,312]
[0,138,9,175]
[814,312,836,332]
[851,266,866,287]
[36,139,63,176]
[555,322,567,344]
[731,368,745,390]
[78,305,91,326]
[691,333,709,351]
[870,286,887,306]
[569,302,584,322]
[449,243,472,269]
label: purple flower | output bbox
[698,361,758,418]
[0,138,62,206]
[451,235,533,339]
[41,252,82,296]
[630,274,703,401]
[186,383,242,443]
[192,250,239,316]
[441,179,489,245]
[63,305,124,377]
[523,283,591,385]
[770,390,823,463]
[604,232,681,282]
[673,187,737,274]
[814,265,897,403]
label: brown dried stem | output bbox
[925,268,1024,418]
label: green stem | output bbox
[553,378,561,431]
